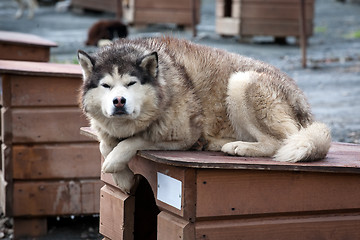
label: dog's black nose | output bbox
[113,97,126,108]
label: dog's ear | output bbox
[138,52,158,78]
[78,50,95,80]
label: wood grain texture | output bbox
[158,211,194,240]
[196,169,360,218]
[0,44,51,62]
[195,213,360,240]
[13,217,47,238]
[9,75,81,107]
[0,31,57,47]
[0,60,81,78]
[12,144,101,179]
[137,143,360,174]
[13,180,102,216]
[72,0,117,13]
[11,108,91,143]
[100,185,135,240]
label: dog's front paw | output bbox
[102,155,122,173]
[222,142,246,156]
[111,168,139,195]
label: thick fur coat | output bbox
[78,37,331,193]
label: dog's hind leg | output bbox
[14,0,25,19]
[222,71,298,158]
[27,0,38,19]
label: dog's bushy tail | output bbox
[273,122,331,162]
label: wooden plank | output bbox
[133,8,199,25]
[195,213,360,240]
[12,143,101,179]
[100,185,135,240]
[13,217,47,238]
[158,211,194,240]
[11,108,91,143]
[137,143,360,174]
[0,60,82,78]
[0,31,57,47]
[241,3,314,20]
[13,180,101,216]
[72,0,117,13]
[0,44,51,62]
[215,18,241,36]
[135,0,199,10]
[81,180,103,213]
[9,75,82,107]
[241,0,314,3]
[196,169,360,218]
[241,19,313,37]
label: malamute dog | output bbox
[78,37,331,193]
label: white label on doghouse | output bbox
[157,172,182,210]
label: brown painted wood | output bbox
[100,185,135,240]
[81,180,103,213]
[0,60,82,78]
[195,213,360,240]
[135,0,196,10]
[241,19,313,37]
[133,9,198,25]
[157,211,194,240]
[12,180,101,216]
[241,2,314,20]
[0,31,57,48]
[137,142,360,174]
[13,217,47,238]
[196,169,360,218]
[0,44,51,62]
[12,144,101,179]
[11,108,91,143]
[8,75,81,107]
[0,31,56,62]
[72,0,117,13]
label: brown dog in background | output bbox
[86,20,128,46]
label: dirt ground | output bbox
[0,0,359,239]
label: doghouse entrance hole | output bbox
[224,0,232,17]
[134,175,160,240]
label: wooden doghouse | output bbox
[0,31,57,62]
[0,61,102,238]
[215,0,314,38]
[82,128,360,240]
[71,0,200,27]
[122,0,200,26]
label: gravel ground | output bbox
[0,0,359,239]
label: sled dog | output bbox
[14,0,38,19]
[78,37,331,193]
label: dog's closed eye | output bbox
[127,81,136,87]
[101,83,111,88]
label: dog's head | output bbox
[77,48,159,121]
